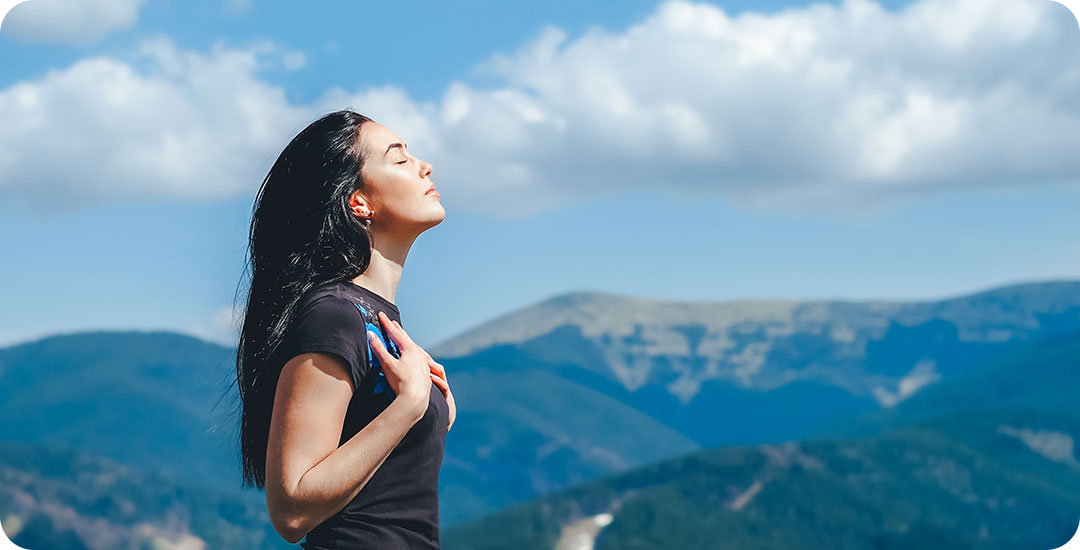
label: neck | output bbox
[349,227,419,305]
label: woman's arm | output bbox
[264,351,428,544]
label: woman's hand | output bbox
[428,359,456,433]
[367,311,432,413]
[391,319,456,433]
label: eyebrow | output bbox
[384,142,408,156]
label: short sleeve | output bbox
[286,292,371,392]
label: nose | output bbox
[421,160,433,179]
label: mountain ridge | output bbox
[442,408,1080,550]
[3,278,1079,528]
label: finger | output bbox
[425,355,445,374]
[430,373,449,393]
[378,311,416,349]
[429,363,447,381]
[431,361,446,376]
[367,330,392,364]
[429,372,446,389]
[375,311,409,351]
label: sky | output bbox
[1,0,1079,351]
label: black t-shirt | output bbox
[282,280,448,550]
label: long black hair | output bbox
[235,109,375,489]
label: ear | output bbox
[349,189,371,215]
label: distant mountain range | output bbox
[432,279,1080,522]
[442,408,1080,550]
[441,326,1080,549]
[0,331,244,491]
[0,439,290,549]
[1,279,1078,547]
[430,279,1080,402]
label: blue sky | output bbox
[1,0,1079,350]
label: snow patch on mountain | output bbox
[873,359,941,407]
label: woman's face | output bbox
[354,122,444,233]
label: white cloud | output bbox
[445,0,1080,214]
[1,0,1079,218]
[187,303,244,347]
[2,0,146,46]
[0,35,317,214]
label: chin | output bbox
[424,205,446,226]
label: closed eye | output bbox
[397,159,408,164]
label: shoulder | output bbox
[287,282,372,390]
[290,283,369,338]
[296,282,360,313]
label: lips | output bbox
[425,184,438,195]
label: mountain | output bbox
[431,280,1080,437]
[436,345,699,524]
[0,330,699,528]
[0,439,291,550]
[440,324,1080,549]
[3,279,1079,532]
[0,331,244,491]
[5,323,1074,548]
[831,328,1080,439]
[441,408,1080,550]
[889,328,1080,419]
[427,279,1080,521]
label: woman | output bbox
[233,109,456,549]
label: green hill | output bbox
[0,331,242,490]
[443,409,1080,550]
[441,327,1080,549]
[3,279,1079,536]
[0,439,289,550]
[430,280,1080,521]
[0,330,699,526]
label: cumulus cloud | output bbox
[448,0,1080,213]
[1,0,1079,218]
[2,0,146,46]
[0,35,318,213]
[187,303,244,347]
